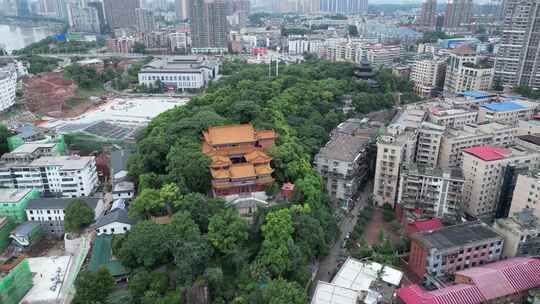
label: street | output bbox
[313,183,373,283]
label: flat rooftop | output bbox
[318,134,368,162]
[332,258,403,290]
[462,146,511,161]
[482,102,525,112]
[311,281,359,304]
[0,188,32,203]
[412,221,502,250]
[11,143,56,154]
[21,256,72,303]
[30,155,93,170]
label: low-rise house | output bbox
[408,221,504,279]
[110,149,135,201]
[25,197,105,236]
[95,209,135,235]
[227,197,270,223]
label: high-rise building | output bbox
[418,0,437,29]
[410,53,447,98]
[67,0,104,34]
[103,0,140,30]
[493,0,540,90]
[443,0,473,29]
[16,0,31,16]
[135,8,155,32]
[190,0,229,53]
[175,0,190,20]
[319,0,368,14]
[88,1,108,34]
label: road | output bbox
[313,183,373,284]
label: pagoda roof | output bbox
[230,163,257,179]
[255,164,273,175]
[210,168,230,179]
[245,150,272,163]
[256,130,278,140]
[210,155,232,167]
[203,124,257,146]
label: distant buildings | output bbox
[106,36,136,53]
[319,0,368,14]
[103,0,140,30]
[408,221,503,278]
[443,45,493,95]
[175,0,190,20]
[135,8,156,33]
[478,100,538,124]
[190,0,229,53]
[418,0,437,30]
[38,0,67,19]
[202,124,278,198]
[494,0,540,90]
[67,0,105,34]
[138,56,220,92]
[399,257,540,304]
[443,0,473,30]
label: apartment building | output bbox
[444,45,494,95]
[518,119,540,136]
[493,210,540,258]
[397,164,464,220]
[0,61,18,112]
[478,100,538,124]
[409,221,503,278]
[410,54,447,98]
[0,143,98,197]
[494,0,540,89]
[428,108,478,129]
[25,197,104,236]
[315,133,371,202]
[462,145,540,218]
[509,169,540,219]
[364,44,401,68]
[438,122,517,168]
[415,122,445,168]
[374,131,418,207]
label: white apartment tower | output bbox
[411,54,447,98]
[444,45,494,95]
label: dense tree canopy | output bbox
[73,268,115,304]
[64,199,95,233]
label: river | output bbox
[0,22,59,52]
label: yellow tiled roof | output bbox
[229,163,256,179]
[204,124,256,145]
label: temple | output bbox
[202,124,278,197]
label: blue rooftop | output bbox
[483,102,525,112]
[460,91,490,99]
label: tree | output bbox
[208,208,249,254]
[166,142,212,194]
[170,210,200,238]
[128,188,164,218]
[0,124,12,156]
[128,270,169,303]
[257,208,295,277]
[492,77,503,91]
[64,199,95,233]
[72,268,115,304]
[171,193,223,232]
[262,278,306,304]
[169,235,213,284]
[118,221,172,268]
[133,42,146,54]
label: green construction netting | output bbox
[0,189,40,224]
[0,220,15,253]
[7,136,24,152]
[87,235,128,277]
[0,259,33,304]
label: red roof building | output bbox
[404,218,443,236]
[462,146,511,161]
[398,257,540,304]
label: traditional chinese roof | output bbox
[255,130,278,140]
[245,150,272,164]
[210,155,232,168]
[254,164,273,175]
[203,124,257,146]
[230,163,256,179]
[210,168,231,179]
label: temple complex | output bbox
[202,124,278,197]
